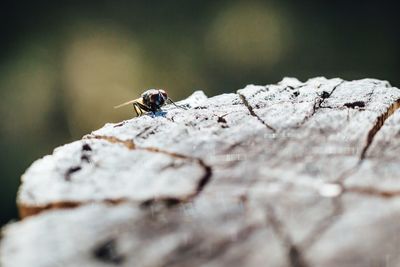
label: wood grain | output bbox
[2,77,400,267]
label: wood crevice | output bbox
[359,98,400,160]
[344,186,400,198]
[299,197,343,250]
[266,205,309,267]
[297,80,345,127]
[299,96,400,241]
[86,134,213,204]
[334,97,400,186]
[237,92,277,132]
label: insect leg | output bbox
[136,102,152,114]
[132,103,139,116]
[167,98,187,110]
[132,102,141,117]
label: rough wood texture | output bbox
[2,77,400,267]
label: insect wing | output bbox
[114,98,142,109]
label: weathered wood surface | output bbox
[2,77,400,267]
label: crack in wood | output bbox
[345,186,400,198]
[359,98,400,160]
[299,197,343,250]
[334,97,400,186]
[263,196,345,267]
[297,80,345,127]
[53,84,400,253]
[297,96,400,253]
[237,92,276,132]
[64,166,82,181]
[134,125,154,138]
[289,245,308,267]
[86,135,136,149]
[62,143,96,181]
[301,96,400,249]
[86,135,213,203]
[19,198,127,218]
[266,205,309,267]
[161,224,260,267]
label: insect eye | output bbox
[150,94,158,102]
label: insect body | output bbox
[114,89,186,116]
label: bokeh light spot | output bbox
[206,2,289,68]
[63,23,144,135]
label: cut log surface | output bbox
[2,77,400,267]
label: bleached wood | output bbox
[2,77,400,267]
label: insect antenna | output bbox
[167,98,187,110]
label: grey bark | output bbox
[2,77,400,267]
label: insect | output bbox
[114,89,186,116]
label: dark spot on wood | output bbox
[197,164,212,193]
[135,126,153,139]
[113,122,125,128]
[217,116,227,124]
[292,91,300,97]
[140,198,182,209]
[239,194,248,204]
[82,144,92,151]
[164,198,181,207]
[93,239,125,265]
[67,166,82,174]
[159,160,186,171]
[65,166,82,181]
[231,98,243,105]
[289,245,307,267]
[344,101,365,109]
[140,199,155,208]
[320,91,330,99]
[81,155,90,163]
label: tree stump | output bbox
[2,77,400,267]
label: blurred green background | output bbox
[0,0,399,226]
